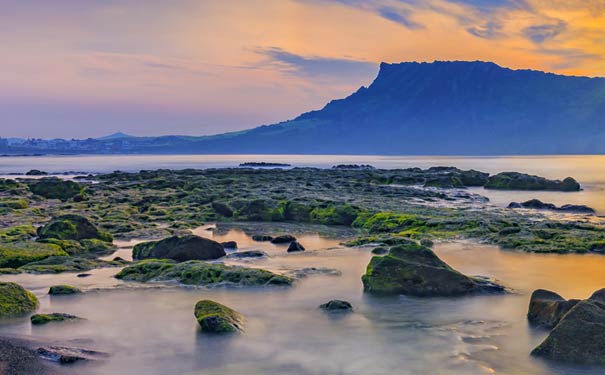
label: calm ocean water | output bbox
[1,154,604,214]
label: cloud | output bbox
[445,0,530,13]
[466,21,504,39]
[255,47,377,81]
[377,6,424,29]
[523,20,568,43]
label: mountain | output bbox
[97,132,133,140]
[3,61,605,155]
[195,61,605,155]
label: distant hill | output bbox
[97,132,133,140]
[3,61,605,155]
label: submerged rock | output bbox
[361,243,506,296]
[287,241,305,252]
[48,285,81,295]
[532,299,605,365]
[220,241,238,249]
[31,313,81,325]
[36,346,108,364]
[252,235,273,242]
[115,259,293,287]
[527,289,579,328]
[0,282,39,318]
[132,235,225,262]
[194,300,243,333]
[485,172,580,191]
[319,300,353,312]
[226,250,267,259]
[508,199,595,214]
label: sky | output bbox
[1,0,604,139]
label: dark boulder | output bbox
[271,235,296,244]
[133,235,225,262]
[531,300,605,365]
[25,169,48,176]
[319,300,353,312]
[508,199,595,214]
[226,250,267,259]
[287,241,305,252]
[361,242,506,296]
[38,215,113,242]
[558,204,596,214]
[527,289,579,328]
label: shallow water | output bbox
[1,154,603,214]
[1,226,605,374]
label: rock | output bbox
[36,346,108,364]
[226,250,267,259]
[194,300,243,333]
[287,241,305,252]
[252,235,273,242]
[361,242,506,296]
[25,169,48,176]
[239,162,291,167]
[211,202,234,217]
[485,172,580,191]
[319,300,353,312]
[27,178,83,201]
[270,235,296,244]
[0,242,68,268]
[115,260,293,287]
[527,289,579,328]
[20,256,123,274]
[288,267,342,278]
[508,199,595,214]
[132,235,225,262]
[77,273,92,278]
[31,313,81,325]
[371,247,389,255]
[38,214,113,242]
[48,285,81,295]
[531,300,605,365]
[220,241,238,249]
[0,282,39,318]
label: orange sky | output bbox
[1,0,603,138]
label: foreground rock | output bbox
[527,289,579,328]
[115,260,293,287]
[532,299,605,365]
[37,346,108,364]
[508,199,595,214]
[485,172,580,191]
[133,235,225,261]
[194,300,243,333]
[31,313,82,325]
[319,300,353,312]
[361,242,506,296]
[0,282,39,318]
[48,285,81,295]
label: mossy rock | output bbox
[211,202,233,217]
[0,198,28,210]
[48,285,81,295]
[116,259,293,287]
[0,225,37,242]
[0,282,39,318]
[0,178,20,191]
[133,235,225,262]
[309,203,360,225]
[0,242,68,268]
[194,300,243,333]
[361,243,506,296]
[38,214,113,242]
[485,172,580,191]
[31,313,81,325]
[27,178,83,201]
[20,256,126,274]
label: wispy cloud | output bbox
[523,20,567,43]
[255,47,377,81]
[377,6,424,29]
[467,21,504,39]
